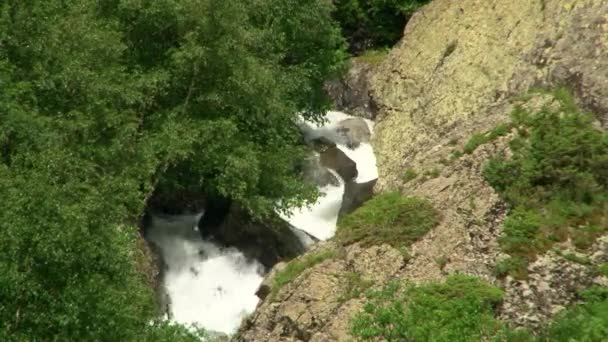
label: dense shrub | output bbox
[351,275,504,341]
[540,287,608,341]
[336,192,439,248]
[334,0,431,52]
[483,89,608,278]
[0,0,345,339]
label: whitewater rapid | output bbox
[145,214,264,335]
[282,111,378,240]
[146,111,377,337]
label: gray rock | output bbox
[301,154,340,187]
[335,118,371,149]
[338,179,376,218]
[325,61,378,120]
[319,145,358,182]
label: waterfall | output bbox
[145,214,264,335]
[282,111,378,241]
[144,111,378,337]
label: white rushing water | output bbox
[283,111,378,240]
[146,214,264,335]
[146,111,378,336]
[280,169,345,240]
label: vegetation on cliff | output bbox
[336,192,439,248]
[351,276,608,341]
[351,275,504,341]
[484,89,608,279]
[333,0,430,52]
[0,0,345,339]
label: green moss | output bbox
[402,168,418,183]
[434,255,449,271]
[483,88,608,279]
[351,275,504,341]
[354,48,389,64]
[450,149,464,160]
[338,272,374,303]
[336,192,440,248]
[463,123,512,154]
[423,167,441,179]
[271,249,336,299]
[562,253,592,265]
[494,256,529,279]
[541,287,608,341]
[599,264,608,278]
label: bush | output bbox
[0,0,345,339]
[484,89,608,278]
[334,0,431,52]
[336,192,439,248]
[351,275,504,341]
[541,290,608,341]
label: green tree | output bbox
[0,0,345,339]
[333,0,430,52]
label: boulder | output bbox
[212,205,308,269]
[255,262,287,300]
[301,153,340,187]
[338,179,377,218]
[318,144,358,182]
[335,118,371,149]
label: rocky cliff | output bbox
[236,1,608,340]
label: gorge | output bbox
[144,111,378,336]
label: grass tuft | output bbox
[336,192,439,248]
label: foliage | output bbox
[351,275,504,341]
[271,249,336,300]
[483,89,608,278]
[333,0,430,52]
[336,192,439,248]
[402,168,418,183]
[423,167,441,179]
[463,123,512,154]
[354,48,390,64]
[599,264,608,278]
[338,272,375,303]
[0,0,345,339]
[540,287,608,341]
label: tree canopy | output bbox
[0,0,345,339]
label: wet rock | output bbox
[325,61,378,120]
[301,154,340,187]
[335,118,371,149]
[214,205,308,269]
[338,179,376,218]
[255,262,287,301]
[318,145,358,182]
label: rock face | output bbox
[325,61,378,120]
[236,242,404,342]
[237,0,608,340]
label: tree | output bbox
[0,0,345,339]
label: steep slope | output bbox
[236,1,608,340]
